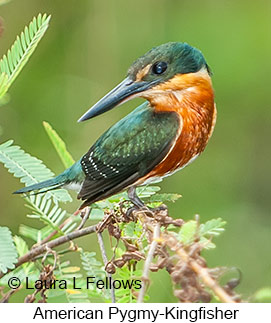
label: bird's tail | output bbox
[13,160,83,195]
[13,174,66,195]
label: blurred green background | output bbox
[0,0,270,302]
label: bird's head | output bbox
[78,42,212,122]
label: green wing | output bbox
[78,102,180,206]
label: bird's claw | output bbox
[150,204,168,214]
[126,203,168,219]
[126,206,138,220]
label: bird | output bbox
[14,42,216,210]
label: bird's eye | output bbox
[152,61,167,75]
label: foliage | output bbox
[0,140,78,238]
[178,218,226,248]
[0,140,70,202]
[253,287,271,303]
[0,227,18,273]
[43,121,75,169]
[148,193,182,203]
[0,0,11,6]
[115,266,145,303]
[0,12,256,304]
[0,96,236,303]
[79,250,110,302]
[0,13,50,100]
[0,124,229,302]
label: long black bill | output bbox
[78,77,151,122]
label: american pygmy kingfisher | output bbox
[14,42,216,210]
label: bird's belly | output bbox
[140,153,199,185]
[141,102,215,186]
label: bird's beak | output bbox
[78,77,151,122]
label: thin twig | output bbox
[34,218,72,246]
[76,207,91,230]
[0,286,22,303]
[1,201,239,303]
[0,224,97,279]
[41,246,57,274]
[32,246,76,261]
[97,232,116,303]
[35,207,91,246]
[137,222,160,303]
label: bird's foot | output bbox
[125,205,151,220]
[125,206,138,220]
[127,186,150,213]
[126,204,168,219]
[149,204,168,213]
[127,186,169,218]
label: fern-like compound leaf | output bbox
[0,227,18,274]
[200,218,227,237]
[43,121,75,169]
[0,72,8,98]
[0,13,50,98]
[0,140,71,202]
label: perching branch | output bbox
[0,203,241,304]
[0,223,97,279]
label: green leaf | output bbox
[62,266,81,273]
[90,208,104,220]
[253,287,271,303]
[24,195,77,236]
[0,227,18,273]
[114,266,144,303]
[66,291,90,303]
[0,93,10,107]
[148,193,182,203]
[0,0,11,6]
[79,250,110,301]
[27,194,66,222]
[123,221,142,238]
[137,185,161,198]
[43,121,75,168]
[199,218,226,237]
[117,295,131,303]
[80,251,105,280]
[19,224,40,242]
[0,14,50,98]
[199,237,216,249]
[19,224,52,243]
[0,140,71,203]
[13,235,36,275]
[0,140,76,237]
[178,220,197,245]
[123,222,136,238]
[0,72,8,98]
[178,218,227,248]
[0,266,40,288]
[178,218,226,247]
[13,235,29,257]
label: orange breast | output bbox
[140,70,216,182]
